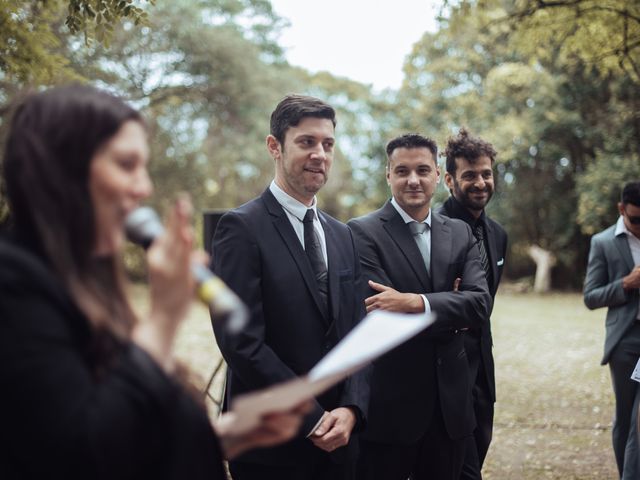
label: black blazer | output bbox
[348,201,491,443]
[212,188,369,466]
[0,236,225,480]
[439,196,508,401]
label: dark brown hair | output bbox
[3,84,141,343]
[385,133,438,168]
[621,181,640,206]
[269,94,336,146]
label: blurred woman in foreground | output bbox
[0,85,305,479]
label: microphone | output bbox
[125,207,247,333]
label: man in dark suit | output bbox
[437,128,507,480]
[584,181,640,480]
[211,95,369,480]
[348,133,491,480]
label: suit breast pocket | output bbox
[338,268,353,283]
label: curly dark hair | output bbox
[443,128,497,175]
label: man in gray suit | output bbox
[348,133,491,480]
[584,181,640,480]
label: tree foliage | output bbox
[65,0,155,45]
[1,1,75,85]
[2,0,639,288]
[499,0,640,84]
[402,0,640,286]
[0,0,158,84]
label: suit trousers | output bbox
[356,408,466,480]
[460,335,494,480]
[229,450,355,480]
[609,322,640,480]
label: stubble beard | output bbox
[455,182,492,213]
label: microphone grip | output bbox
[191,263,248,333]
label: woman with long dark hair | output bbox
[0,85,305,479]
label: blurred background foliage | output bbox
[1,0,639,288]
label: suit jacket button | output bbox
[437,358,442,366]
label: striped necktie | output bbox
[303,209,329,314]
[473,223,490,275]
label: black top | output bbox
[439,196,507,299]
[438,195,509,402]
[0,234,226,480]
[440,194,487,229]
[439,196,493,286]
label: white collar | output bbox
[616,215,640,240]
[390,197,431,226]
[270,180,318,222]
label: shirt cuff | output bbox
[420,294,431,316]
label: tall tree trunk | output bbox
[528,245,556,293]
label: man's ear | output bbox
[444,171,454,189]
[266,135,281,160]
[618,202,625,216]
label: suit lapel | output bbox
[430,212,453,292]
[484,220,500,294]
[381,202,431,292]
[614,231,635,271]
[261,189,330,325]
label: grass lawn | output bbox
[139,286,619,479]
[485,290,618,479]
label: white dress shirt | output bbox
[269,181,328,267]
[615,216,640,320]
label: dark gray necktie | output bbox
[409,221,430,272]
[473,223,490,275]
[303,209,329,313]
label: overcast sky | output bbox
[269,0,441,91]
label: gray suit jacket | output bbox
[584,223,640,365]
[348,201,491,442]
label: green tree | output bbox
[0,0,156,84]
[0,0,291,230]
[399,1,640,287]
[498,0,640,84]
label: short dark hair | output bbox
[386,134,438,166]
[621,181,640,207]
[269,94,336,145]
[443,128,497,175]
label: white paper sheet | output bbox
[225,309,434,435]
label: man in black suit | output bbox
[438,129,508,480]
[348,133,491,480]
[211,95,369,480]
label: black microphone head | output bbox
[125,207,164,249]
